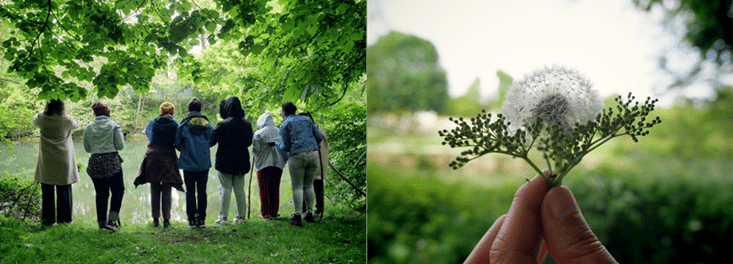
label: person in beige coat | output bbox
[33,99,80,226]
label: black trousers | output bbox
[90,169,125,227]
[302,179,324,214]
[41,183,73,225]
[184,170,208,221]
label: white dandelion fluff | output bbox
[501,65,603,137]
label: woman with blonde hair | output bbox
[134,102,184,228]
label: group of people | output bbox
[32,96,329,230]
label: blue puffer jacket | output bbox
[175,111,214,172]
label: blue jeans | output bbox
[184,170,208,222]
[90,169,125,228]
[288,150,318,216]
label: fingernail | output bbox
[549,188,578,218]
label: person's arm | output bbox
[83,126,92,153]
[113,122,125,151]
[174,124,183,151]
[145,118,154,142]
[244,120,253,148]
[312,121,323,144]
[209,123,220,147]
[68,115,80,130]
[276,120,290,153]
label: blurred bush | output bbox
[367,161,517,264]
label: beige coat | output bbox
[315,126,330,180]
[33,113,80,185]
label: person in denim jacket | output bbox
[175,98,214,227]
[276,102,322,227]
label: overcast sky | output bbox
[368,0,724,107]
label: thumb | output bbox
[540,186,617,264]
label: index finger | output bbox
[490,170,552,263]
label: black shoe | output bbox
[289,214,303,227]
[107,221,120,231]
[197,219,205,228]
[153,218,160,227]
[304,213,315,223]
[188,220,197,228]
[163,219,171,228]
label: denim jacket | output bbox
[276,114,322,157]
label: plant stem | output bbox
[522,156,550,184]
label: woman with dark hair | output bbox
[33,99,80,226]
[210,96,253,224]
[83,102,125,231]
[134,102,184,228]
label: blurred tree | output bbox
[367,31,449,113]
[444,78,483,116]
[487,70,512,110]
[633,0,733,91]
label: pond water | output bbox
[0,139,296,224]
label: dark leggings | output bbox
[301,179,324,214]
[90,169,125,227]
[150,182,172,220]
[41,183,73,226]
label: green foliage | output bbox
[634,0,732,64]
[177,0,366,111]
[565,158,733,263]
[0,174,40,222]
[0,0,222,102]
[440,93,662,186]
[367,31,449,113]
[367,161,517,264]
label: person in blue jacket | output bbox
[175,98,214,228]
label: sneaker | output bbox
[215,218,227,224]
[188,220,197,228]
[314,211,323,218]
[289,214,303,227]
[197,219,206,228]
[163,219,171,228]
[304,213,315,223]
[233,217,246,224]
[104,221,119,232]
[258,215,271,220]
[153,218,160,227]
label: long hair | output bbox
[43,99,64,116]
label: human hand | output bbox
[464,170,617,264]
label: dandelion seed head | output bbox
[501,65,603,137]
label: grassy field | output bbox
[0,209,365,263]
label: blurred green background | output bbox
[366,30,733,264]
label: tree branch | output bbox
[12,0,52,71]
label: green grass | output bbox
[0,211,365,264]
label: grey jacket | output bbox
[83,116,125,154]
[252,112,287,172]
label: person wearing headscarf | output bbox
[175,98,214,228]
[83,102,125,231]
[33,99,80,226]
[252,111,287,220]
[134,102,184,228]
[276,102,322,227]
[209,96,253,224]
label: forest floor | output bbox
[0,211,365,263]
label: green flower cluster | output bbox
[439,92,661,186]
